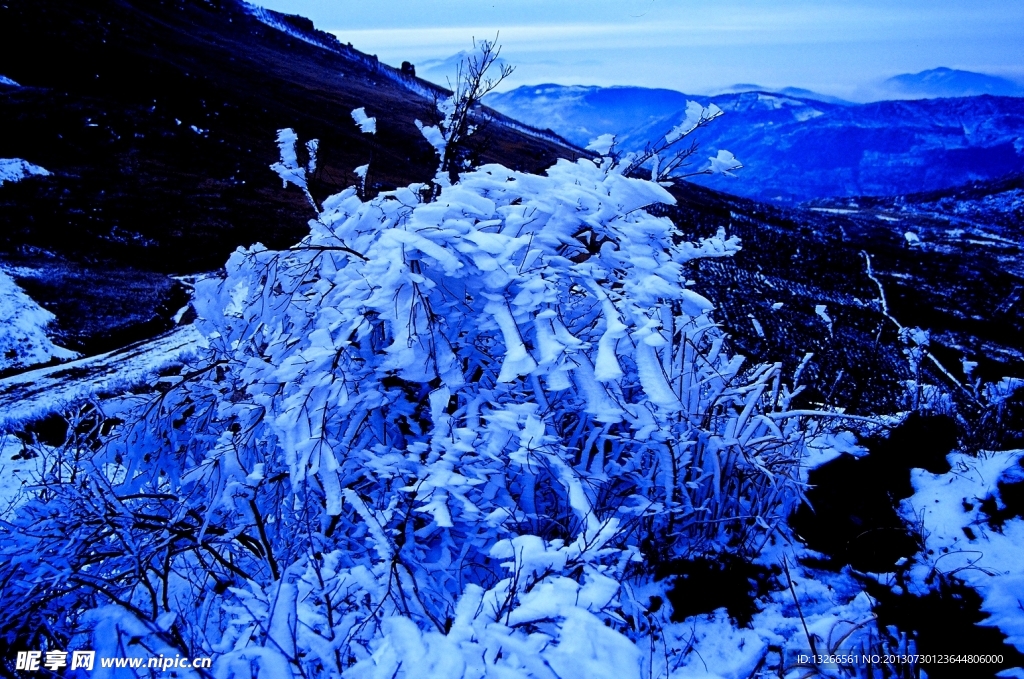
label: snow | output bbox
[814,304,833,334]
[0,158,50,185]
[0,269,77,373]
[415,119,447,156]
[0,75,20,87]
[902,449,1024,654]
[749,314,765,337]
[666,101,709,144]
[706,149,741,177]
[586,133,616,155]
[0,324,201,430]
[305,138,318,173]
[269,128,316,206]
[351,107,377,134]
[810,207,858,214]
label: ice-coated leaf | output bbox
[351,106,377,134]
[586,133,616,155]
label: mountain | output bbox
[667,93,1024,202]
[881,67,1024,100]
[811,171,1024,278]
[0,0,575,356]
[715,84,854,106]
[418,49,513,89]
[485,85,692,147]
[487,84,1024,202]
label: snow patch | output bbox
[0,325,201,430]
[0,158,50,186]
[814,304,833,334]
[0,75,20,87]
[902,450,1024,653]
[0,270,77,373]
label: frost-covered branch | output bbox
[620,101,741,183]
[416,37,515,193]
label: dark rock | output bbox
[657,554,780,627]
[790,414,957,573]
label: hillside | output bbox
[0,0,576,354]
[487,84,1024,202]
[658,180,1024,420]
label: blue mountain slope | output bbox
[882,68,1024,99]
[716,84,855,106]
[683,94,1024,201]
[487,84,1024,202]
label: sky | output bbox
[254,0,1024,100]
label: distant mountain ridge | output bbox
[486,83,1024,202]
[714,84,854,106]
[881,67,1024,100]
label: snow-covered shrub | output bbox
[0,68,820,679]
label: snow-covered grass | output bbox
[0,102,855,677]
[0,324,201,431]
[351,107,377,134]
[0,269,77,373]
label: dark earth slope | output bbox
[0,0,576,353]
[661,179,1024,418]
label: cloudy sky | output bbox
[255,0,1024,99]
